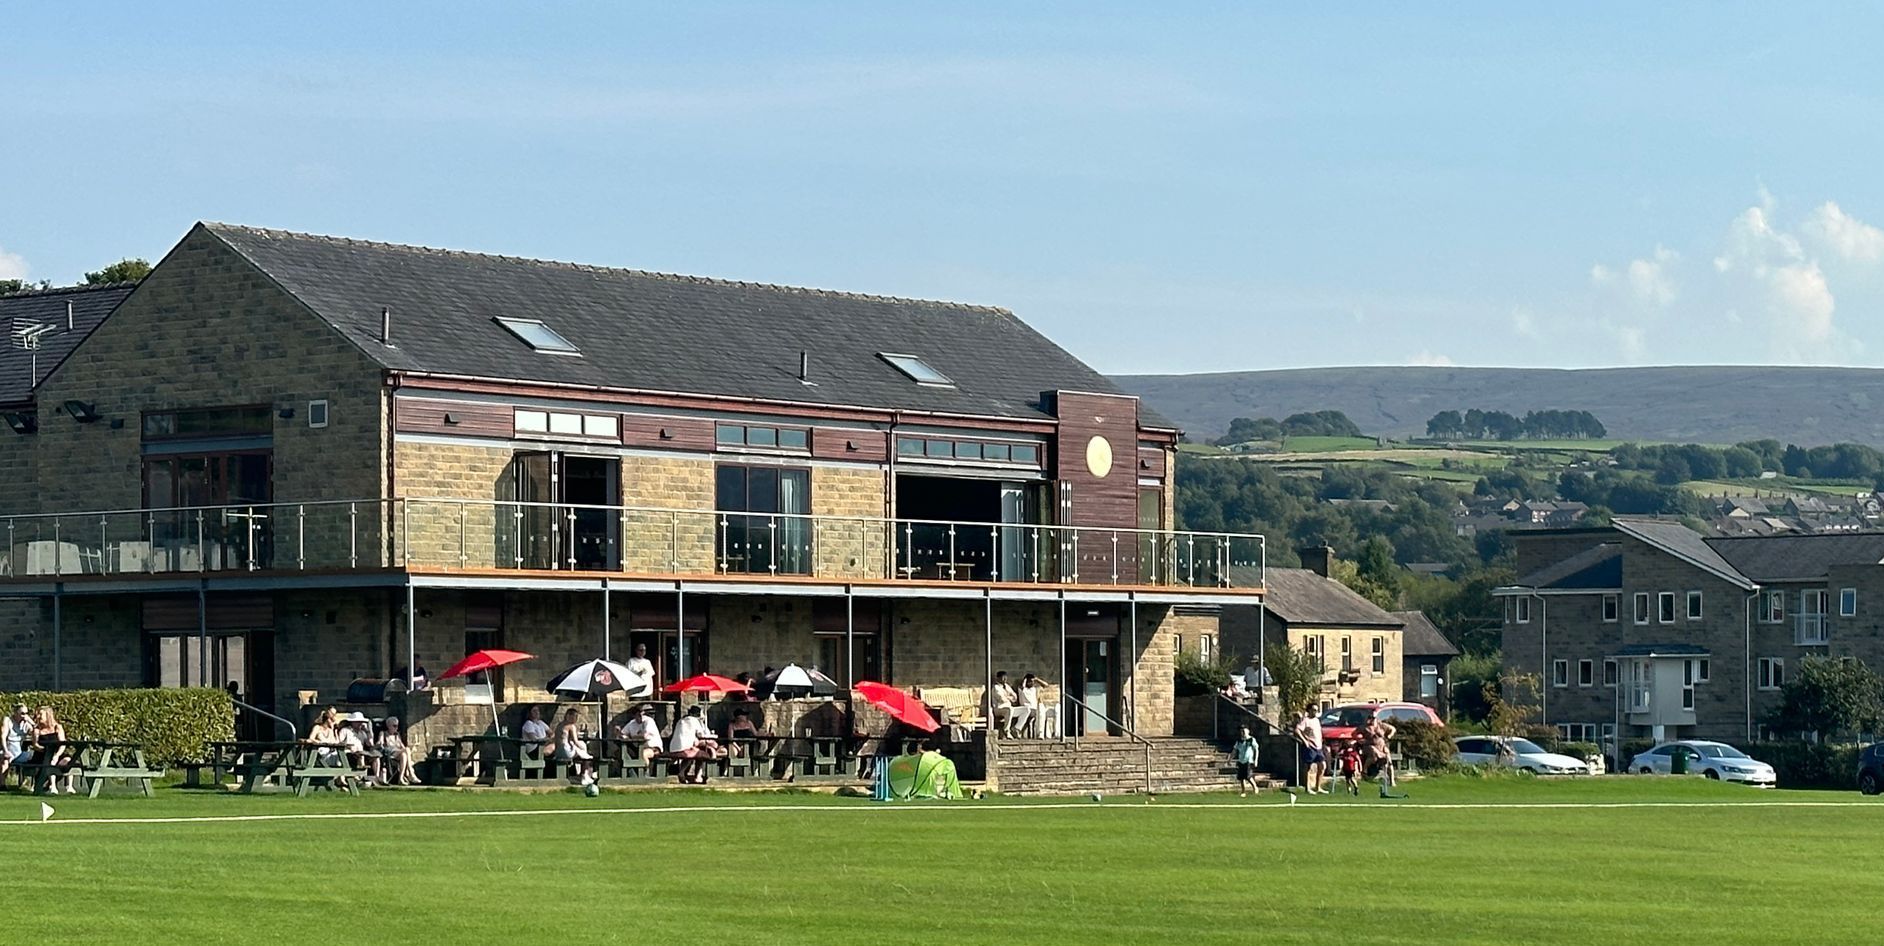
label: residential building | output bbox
[0,223,1264,747]
[1391,609,1458,717]
[1498,518,1884,756]
[1221,546,1403,711]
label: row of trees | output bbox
[1612,439,1884,486]
[0,258,152,296]
[1425,408,1606,440]
[1215,410,1364,445]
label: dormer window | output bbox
[495,317,580,355]
[878,352,953,387]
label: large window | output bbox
[1578,659,1594,687]
[1687,591,1703,620]
[1758,657,1785,691]
[1552,659,1569,688]
[715,466,811,574]
[1633,592,1649,625]
[143,453,274,570]
[1657,592,1676,624]
[1602,595,1618,622]
[1841,588,1858,617]
[1763,591,1786,624]
[1371,637,1385,674]
[142,405,271,441]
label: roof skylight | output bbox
[495,317,580,355]
[879,352,953,387]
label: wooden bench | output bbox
[77,745,164,798]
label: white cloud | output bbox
[0,246,28,281]
[1714,205,1802,273]
[1406,350,1455,367]
[1511,307,1541,339]
[1591,246,1677,308]
[1767,261,1836,342]
[1803,201,1884,264]
[1612,325,1647,361]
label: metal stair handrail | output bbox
[1060,692,1153,796]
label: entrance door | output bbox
[513,452,621,570]
[1064,638,1118,736]
[998,483,1029,581]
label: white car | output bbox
[1626,741,1777,787]
[1454,736,1596,776]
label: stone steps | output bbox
[991,736,1286,796]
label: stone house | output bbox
[0,223,1264,749]
[1498,518,1884,756]
[1390,609,1458,717]
[1221,547,1403,713]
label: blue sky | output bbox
[3,4,1882,373]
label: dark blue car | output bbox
[1860,744,1884,795]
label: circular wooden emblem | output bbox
[1085,435,1114,478]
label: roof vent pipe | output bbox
[799,350,810,382]
[66,301,74,331]
[380,306,394,347]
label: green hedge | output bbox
[1743,742,1863,790]
[1,688,233,764]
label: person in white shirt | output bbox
[986,671,1021,737]
[339,712,375,786]
[669,705,720,784]
[1291,705,1328,794]
[2,704,34,780]
[520,706,553,760]
[1014,673,1044,738]
[618,705,664,763]
[624,644,656,697]
[556,709,595,786]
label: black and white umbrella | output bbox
[547,658,652,699]
[765,663,840,698]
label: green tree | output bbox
[1265,641,1326,718]
[83,258,152,284]
[1484,670,1542,736]
[0,278,51,295]
[1767,656,1884,741]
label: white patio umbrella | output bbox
[547,658,652,699]
[765,663,840,698]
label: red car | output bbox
[1318,702,1442,745]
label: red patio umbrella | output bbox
[853,681,940,733]
[663,674,751,696]
[440,649,535,732]
[441,649,535,680]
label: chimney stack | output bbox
[380,306,393,346]
[1297,545,1335,579]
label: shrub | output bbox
[1742,741,1863,789]
[1174,648,1239,697]
[1557,741,1601,762]
[1396,719,1456,771]
[0,687,233,764]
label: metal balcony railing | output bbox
[1795,614,1832,646]
[0,497,1267,591]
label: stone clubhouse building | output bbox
[1498,517,1884,756]
[0,222,1264,763]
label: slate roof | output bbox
[1260,567,1405,628]
[1388,610,1458,657]
[1513,542,1622,590]
[201,223,1168,427]
[1704,532,1884,583]
[1613,518,1757,590]
[0,283,137,404]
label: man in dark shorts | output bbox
[1291,705,1328,794]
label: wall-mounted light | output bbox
[658,427,674,440]
[1,411,35,435]
[108,418,124,430]
[443,413,461,426]
[278,406,296,420]
[62,400,100,423]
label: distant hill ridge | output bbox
[1113,366,1884,447]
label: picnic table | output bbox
[209,740,299,793]
[284,743,361,797]
[71,741,165,798]
[443,734,520,784]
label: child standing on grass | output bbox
[1232,726,1260,797]
[1338,740,1362,796]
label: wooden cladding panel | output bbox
[1051,391,1143,582]
[395,398,514,437]
[142,594,275,631]
[811,428,888,462]
[620,415,715,452]
[1137,443,1168,478]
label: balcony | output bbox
[0,498,1265,595]
[1795,614,1832,646]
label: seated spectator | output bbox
[617,705,664,762]
[556,708,596,786]
[725,709,758,757]
[378,716,417,786]
[987,671,1019,737]
[520,706,553,759]
[340,712,375,784]
[306,708,349,790]
[669,705,721,784]
[1221,676,1248,700]
[2,703,33,783]
[33,706,78,794]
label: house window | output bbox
[1758,657,1785,691]
[494,317,580,354]
[1657,592,1676,624]
[1602,658,1618,687]
[307,400,329,429]
[1551,659,1569,688]
[1340,636,1353,672]
[1686,591,1703,620]
[1764,590,1786,624]
[878,352,954,386]
[1558,723,1596,742]
[714,465,812,575]
[1695,658,1710,683]
[1304,635,1325,664]
[1841,588,1858,617]
[1633,592,1649,625]
[1578,659,1594,687]
[1602,595,1618,622]
[515,409,617,440]
[894,435,1039,467]
[141,405,272,441]
[1515,597,1531,624]
[1200,635,1214,663]
[1371,637,1385,673]
[1681,684,1695,710]
[716,424,809,452]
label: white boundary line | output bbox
[4,798,1879,827]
